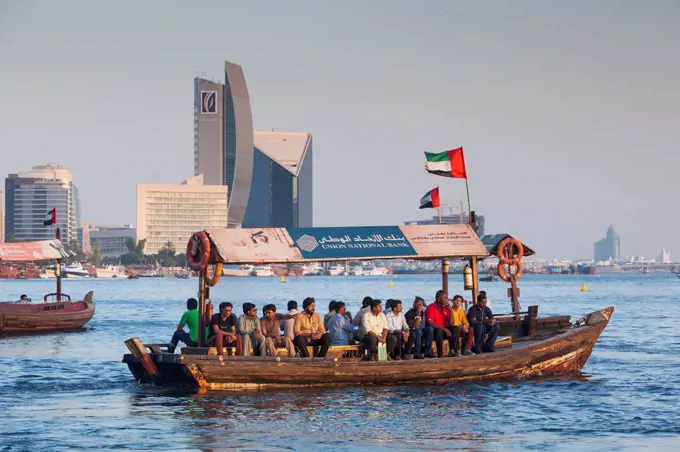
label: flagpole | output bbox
[464,179,472,220]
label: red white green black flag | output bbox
[419,187,440,209]
[424,147,467,179]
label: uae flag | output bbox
[419,187,440,209]
[424,147,467,178]
[43,208,56,226]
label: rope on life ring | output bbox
[186,231,211,272]
[205,262,223,287]
[497,237,524,265]
[497,261,523,282]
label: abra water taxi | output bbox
[0,239,95,335]
[122,218,612,390]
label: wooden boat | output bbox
[122,219,613,390]
[0,237,95,336]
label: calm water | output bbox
[1,273,679,451]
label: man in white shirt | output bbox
[385,299,410,360]
[361,299,396,361]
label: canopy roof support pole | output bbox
[442,259,449,297]
[470,212,479,303]
[197,269,207,347]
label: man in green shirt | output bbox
[168,298,208,353]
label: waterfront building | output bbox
[85,224,136,258]
[194,61,254,227]
[404,210,485,237]
[0,190,4,243]
[4,164,80,243]
[77,223,92,254]
[243,131,313,228]
[136,175,228,255]
[593,225,621,262]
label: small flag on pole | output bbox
[424,147,467,179]
[44,208,56,226]
[419,187,441,209]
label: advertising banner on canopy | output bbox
[206,224,487,264]
[0,240,69,262]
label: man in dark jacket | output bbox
[467,293,500,353]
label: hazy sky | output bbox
[1,1,678,260]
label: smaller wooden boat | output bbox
[0,236,95,336]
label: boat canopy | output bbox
[204,224,489,265]
[481,233,536,257]
[0,239,70,262]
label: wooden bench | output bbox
[431,335,512,355]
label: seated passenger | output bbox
[261,304,296,357]
[323,300,338,330]
[425,290,454,358]
[294,297,331,358]
[238,302,266,357]
[467,293,500,353]
[281,300,298,342]
[328,301,355,345]
[362,299,396,361]
[209,302,242,356]
[351,296,373,342]
[405,296,431,359]
[168,298,208,353]
[15,294,30,304]
[449,295,474,356]
[385,299,410,360]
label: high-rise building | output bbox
[594,225,620,262]
[0,190,4,243]
[4,164,80,244]
[243,131,313,228]
[194,61,254,227]
[136,175,228,254]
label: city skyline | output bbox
[1,2,678,259]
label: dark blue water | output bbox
[1,273,679,451]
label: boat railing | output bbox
[44,293,71,302]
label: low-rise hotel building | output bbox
[136,175,228,254]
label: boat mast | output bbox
[55,227,62,301]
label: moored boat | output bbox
[0,238,95,336]
[123,221,612,390]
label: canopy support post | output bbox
[55,227,62,302]
[442,259,449,297]
[469,211,480,303]
[197,268,207,347]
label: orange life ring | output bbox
[497,237,524,265]
[205,262,223,287]
[186,231,211,272]
[497,261,523,282]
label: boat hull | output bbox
[0,291,95,335]
[123,307,612,390]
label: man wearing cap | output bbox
[294,297,331,358]
[467,293,500,353]
[238,302,267,357]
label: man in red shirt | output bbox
[425,290,452,358]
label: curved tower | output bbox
[194,60,254,227]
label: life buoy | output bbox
[497,237,524,265]
[205,262,223,287]
[497,261,523,282]
[186,231,211,272]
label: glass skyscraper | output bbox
[4,165,80,243]
[243,131,313,228]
